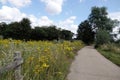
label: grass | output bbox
[0,39,84,80]
[97,43,120,66]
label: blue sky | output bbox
[0,0,120,33]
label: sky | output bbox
[0,0,120,34]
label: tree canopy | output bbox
[0,18,73,41]
[77,6,119,45]
[88,6,118,32]
[77,20,95,44]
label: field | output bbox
[98,43,120,66]
[0,39,84,80]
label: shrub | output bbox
[95,29,111,47]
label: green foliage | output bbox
[60,30,73,40]
[98,43,120,66]
[30,26,73,41]
[95,29,111,46]
[0,22,8,38]
[3,22,21,39]
[19,18,31,40]
[88,6,116,32]
[88,6,119,46]
[0,18,73,41]
[45,26,60,40]
[77,6,119,45]
[1,18,31,40]
[30,27,47,40]
[77,20,95,44]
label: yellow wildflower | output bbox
[42,63,49,68]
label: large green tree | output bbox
[19,18,31,40]
[88,6,117,32]
[77,20,95,44]
[1,18,32,40]
[88,6,119,46]
[77,6,119,45]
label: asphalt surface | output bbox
[67,46,120,80]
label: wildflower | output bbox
[39,56,48,63]
[33,65,41,74]
[27,56,34,63]
[29,56,34,61]
[42,63,49,68]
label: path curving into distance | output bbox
[67,46,120,80]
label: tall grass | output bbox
[0,39,84,80]
[98,43,120,66]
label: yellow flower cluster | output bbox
[33,63,49,74]
[38,56,49,63]
[27,56,34,63]
[0,39,84,80]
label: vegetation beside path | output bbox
[97,43,120,66]
[0,39,84,80]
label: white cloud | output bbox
[0,6,26,23]
[29,15,78,33]
[38,16,53,26]
[0,6,53,26]
[109,12,120,21]
[28,15,38,27]
[29,15,77,33]
[0,0,7,4]
[28,15,54,27]
[0,0,31,8]
[109,12,120,39]
[0,6,77,33]
[40,0,64,15]
[57,16,78,33]
[0,6,53,27]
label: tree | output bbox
[30,26,61,40]
[3,22,20,39]
[19,18,31,40]
[60,29,73,40]
[88,6,118,32]
[88,6,119,46]
[95,29,111,46]
[77,20,95,44]
[45,25,59,40]
[2,18,32,40]
[0,22,8,39]
[30,27,48,40]
[0,18,75,41]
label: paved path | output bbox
[67,46,120,80]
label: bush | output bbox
[95,29,111,47]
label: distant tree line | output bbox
[0,18,73,41]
